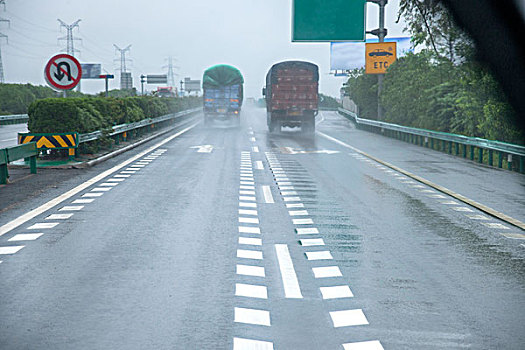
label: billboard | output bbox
[147,75,168,84]
[121,72,133,90]
[184,77,201,92]
[330,37,412,71]
[80,63,101,79]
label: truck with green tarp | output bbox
[202,64,244,125]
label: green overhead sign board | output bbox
[292,0,366,42]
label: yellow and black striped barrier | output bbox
[18,132,79,159]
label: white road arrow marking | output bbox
[279,147,339,155]
[190,145,214,153]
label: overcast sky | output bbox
[1,0,409,97]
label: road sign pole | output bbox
[367,0,388,120]
[105,76,109,97]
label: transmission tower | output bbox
[113,44,132,89]
[163,56,179,88]
[0,0,8,83]
[57,19,81,56]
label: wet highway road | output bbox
[0,123,27,149]
[0,107,523,349]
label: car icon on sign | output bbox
[369,49,393,57]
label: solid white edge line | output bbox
[0,123,198,237]
[274,244,303,298]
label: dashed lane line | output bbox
[274,244,303,299]
[233,337,274,350]
[261,185,274,204]
[318,130,525,231]
[343,340,385,350]
[329,309,369,327]
[0,123,198,238]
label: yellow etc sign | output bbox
[365,42,397,74]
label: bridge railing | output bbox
[0,114,29,125]
[338,107,525,173]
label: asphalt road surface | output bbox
[0,123,27,149]
[0,107,523,349]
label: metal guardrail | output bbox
[338,107,525,173]
[0,114,29,125]
[78,107,200,144]
[0,142,38,184]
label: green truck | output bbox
[202,65,244,125]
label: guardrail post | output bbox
[455,143,459,156]
[448,141,452,154]
[30,155,37,174]
[488,149,493,166]
[478,148,483,163]
[0,165,7,184]
[463,144,467,158]
[498,151,503,168]
[430,138,434,149]
[520,156,524,173]
[68,148,75,161]
[507,154,512,170]
[470,146,475,160]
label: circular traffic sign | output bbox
[44,54,82,90]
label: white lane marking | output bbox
[91,187,112,192]
[240,185,255,190]
[343,340,384,350]
[252,146,260,153]
[237,264,265,277]
[82,192,103,197]
[441,200,460,205]
[130,164,145,167]
[240,171,253,175]
[296,227,319,235]
[239,237,262,246]
[300,238,325,246]
[483,223,510,230]
[275,244,303,299]
[106,178,125,182]
[305,251,333,260]
[330,309,369,327]
[239,196,256,202]
[428,194,446,199]
[452,207,473,212]
[255,161,264,170]
[239,209,258,216]
[233,337,273,350]
[279,186,294,190]
[250,137,256,142]
[120,171,136,174]
[465,214,490,220]
[500,232,525,239]
[283,197,301,202]
[239,226,261,234]
[0,123,198,239]
[240,177,254,182]
[234,307,270,326]
[190,144,214,153]
[72,199,94,204]
[239,217,259,224]
[274,177,289,181]
[277,181,292,186]
[289,210,308,216]
[262,186,274,204]
[320,285,353,299]
[9,233,44,241]
[240,181,255,186]
[125,167,140,171]
[420,189,435,193]
[59,206,84,211]
[239,202,257,208]
[287,203,305,208]
[114,174,131,178]
[293,218,314,225]
[0,246,25,254]
[45,213,73,220]
[99,182,119,187]
[240,190,256,196]
[27,222,59,229]
[237,249,263,260]
[281,191,298,196]
[235,283,268,299]
[312,266,342,278]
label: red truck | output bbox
[263,61,319,134]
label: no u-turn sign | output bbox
[44,54,82,90]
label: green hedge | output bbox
[27,96,201,134]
